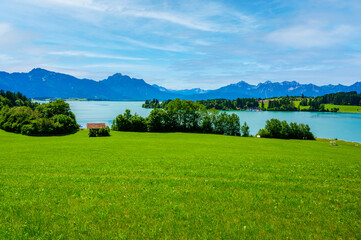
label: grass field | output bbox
[324,104,361,113]
[0,130,360,239]
[260,100,361,113]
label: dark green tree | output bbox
[241,122,250,137]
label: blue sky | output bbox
[0,0,360,89]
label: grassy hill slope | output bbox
[0,130,360,239]
[324,104,361,113]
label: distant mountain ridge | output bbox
[0,68,360,100]
[152,84,208,95]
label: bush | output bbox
[112,109,147,132]
[0,106,39,133]
[146,109,167,132]
[112,109,132,131]
[200,114,213,133]
[52,114,78,134]
[241,122,250,137]
[257,118,315,140]
[89,127,110,137]
[130,114,147,132]
[257,128,270,138]
[0,96,79,136]
[89,128,97,137]
[28,118,55,135]
[36,99,75,119]
[99,127,111,136]
[21,124,35,135]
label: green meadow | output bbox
[324,104,361,113]
[0,130,360,239]
[260,100,361,113]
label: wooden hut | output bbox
[87,123,106,129]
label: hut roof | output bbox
[87,123,106,129]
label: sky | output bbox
[0,0,361,89]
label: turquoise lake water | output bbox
[65,101,361,143]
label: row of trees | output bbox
[257,119,315,140]
[113,108,316,140]
[116,99,316,140]
[299,98,339,112]
[267,96,337,112]
[143,98,260,111]
[113,99,242,135]
[0,91,79,136]
[267,97,297,111]
[315,91,361,106]
[142,99,172,109]
[196,98,260,110]
[0,90,37,109]
[143,91,361,113]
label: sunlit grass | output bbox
[324,104,361,113]
[0,130,360,239]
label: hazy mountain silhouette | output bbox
[0,68,360,100]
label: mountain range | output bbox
[0,68,360,100]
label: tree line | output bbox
[115,98,316,140]
[315,91,361,106]
[0,90,37,109]
[1,90,316,140]
[143,98,260,111]
[196,98,260,110]
[0,90,79,136]
[267,97,297,111]
[142,99,172,109]
[114,99,242,135]
[143,91,361,113]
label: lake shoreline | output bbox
[60,101,361,143]
[143,107,361,114]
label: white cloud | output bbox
[322,54,361,66]
[25,0,106,11]
[119,9,216,32]
[81,63,167,71]
[49,51,147,61]
[266,24,354,48]
[116,36,189,52]
[0,54,18,64]
[0,22,33,49]
[0,22,12,36]
[112,2,255,33]
[20,0,254,33]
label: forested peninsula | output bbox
[143,91,361,113]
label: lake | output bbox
[66,101,361,143]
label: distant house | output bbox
[87,123,106,129]
[259,99,274,103]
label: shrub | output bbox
[241,122,250,137]
[200,114,213,133]
[21,124,35,135]
[112,109,148,132]
[52,114,78,134]
[89,128,97,137]
[258,118,315,140]
[89,127,110,137]
[99,127,111,136]
[130,114,147,132]
[147,109,167,132]
[0,95,79,136]
[112,109,132,131]
[257,128,270,138]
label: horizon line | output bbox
[1,67,360,91]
